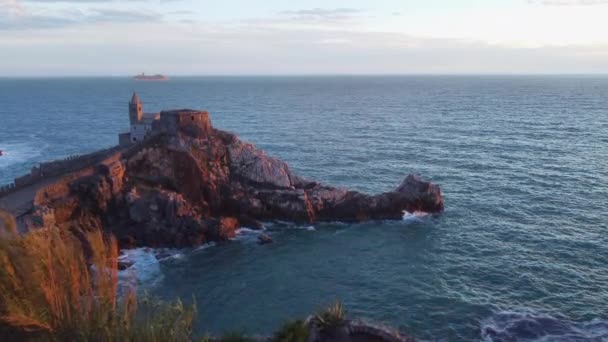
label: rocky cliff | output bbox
[1,110,443,248]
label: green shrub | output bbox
[313,301,346,330]
[272,319,309,342]
[217,331,257,342]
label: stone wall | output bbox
[0,145,125,198]
[118,132,131,146]
[155,110,212,138]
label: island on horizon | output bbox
[132,73,168,81]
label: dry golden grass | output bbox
[0,209,17,237]
[0,227,196,342]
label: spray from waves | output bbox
[481,310,608,342]
[402,210,429,223]
[193,242,217,252]
[234,227,267,243]
[117,248,184,291]
[0,140,46,167]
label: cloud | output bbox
[2,22,607,76]
[88,8,160,22]
[528,0,608,5]
[0,0,26,16]
[279,8,366,23]
[21,0,160,2]
[0,5,161,30]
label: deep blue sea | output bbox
[1,76,608,341]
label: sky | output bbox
[1,0,608,76]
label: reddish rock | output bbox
[257,233,273,245]
[3,108,443,248]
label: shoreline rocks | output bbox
[257,233,273,245]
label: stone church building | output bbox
[119,92,212,145]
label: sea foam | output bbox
[118,248,164,290]
[402,210,429,222]
[481,310,608,341]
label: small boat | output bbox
[0,150,3,156]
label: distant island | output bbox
[132,73,168,81]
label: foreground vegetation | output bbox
[0,214,195,341]
[0,211,405,341]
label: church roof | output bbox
[130,92,140,104]
[142,112,160,123]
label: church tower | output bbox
[129,92,143,124]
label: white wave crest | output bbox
[194,242,217,252]
[118,248,164,290]
[402,210,429,222]
[481,310,608,342]
[234,227,266,242]
[0,141,45,169]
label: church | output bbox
[119,92,160,144]
[119,92,212,145]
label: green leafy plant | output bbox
[217,331,257,342]
[272,319,309,342]
[313,301,347,330]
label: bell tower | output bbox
[129,92,143,124]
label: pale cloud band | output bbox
[1,0,608,75]
[528,0,608,5]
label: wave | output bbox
[117,248,175,290]
[259,221,317,231]
[234,227,266,243]
[481,310,608,342]
[402,210,429,222]
[0,141,46,170]
[193,242,217,252]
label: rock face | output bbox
[1,110,443,248]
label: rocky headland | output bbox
[0,109,443,248]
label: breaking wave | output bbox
[481,310,608,342]
[402,210,429,222]
[117,248,179,290]
[0,140,46,172]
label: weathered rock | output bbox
[228,142,292,189]
[117,259,134,271]
[307,317,413,342]
[206,217,239,241]
[257,233,273,245]
[1,108,443,248]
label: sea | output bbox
[1,76,607,341]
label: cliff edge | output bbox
[0,109,443,248]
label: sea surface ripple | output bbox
[1,76,607,341]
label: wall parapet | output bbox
[0,145,125,198]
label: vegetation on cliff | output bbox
[0,226,195,341]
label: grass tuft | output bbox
[272,319,309,342]
[313,301,346,330]
[0,209,17,237]
[0,228,195,341]
[217,331,257,342]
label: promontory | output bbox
[0,94,443,248]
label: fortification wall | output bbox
[33,168,95,205]
[0,145,125,198]
[156,110,212,138]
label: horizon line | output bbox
[2,73,608,79]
